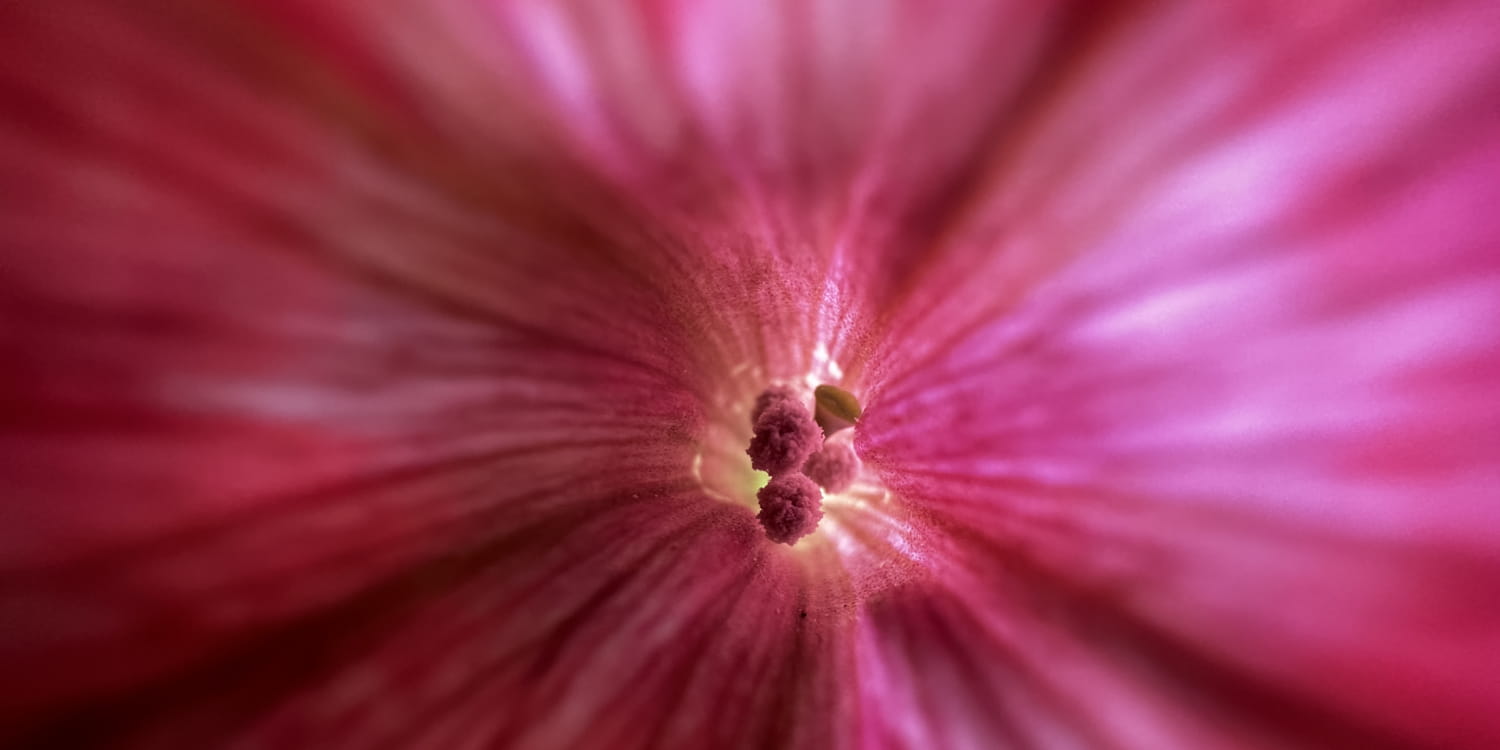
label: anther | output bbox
[746,398,822,476]
[802,440,860,494]
[756,473,824,545]
[750,384,800,425]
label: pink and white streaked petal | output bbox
[858,3,1500,748]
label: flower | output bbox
[3,1,1499,748]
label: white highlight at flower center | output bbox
[808,341,844,386]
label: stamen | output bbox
[756,473,823,545]
[802,440,859,494]
[746,399,822,476]
[750,384,800,425]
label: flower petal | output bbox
[858,3,1500,747]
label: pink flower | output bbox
[3,1,1499,748]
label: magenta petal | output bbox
[855,4,1500,747]
[0,0,703,737]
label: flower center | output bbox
[744,385,863,545]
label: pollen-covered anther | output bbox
[802,440,860,494]
[746,398,822,476]
[750,384,800,425]
[756,473,824,545]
